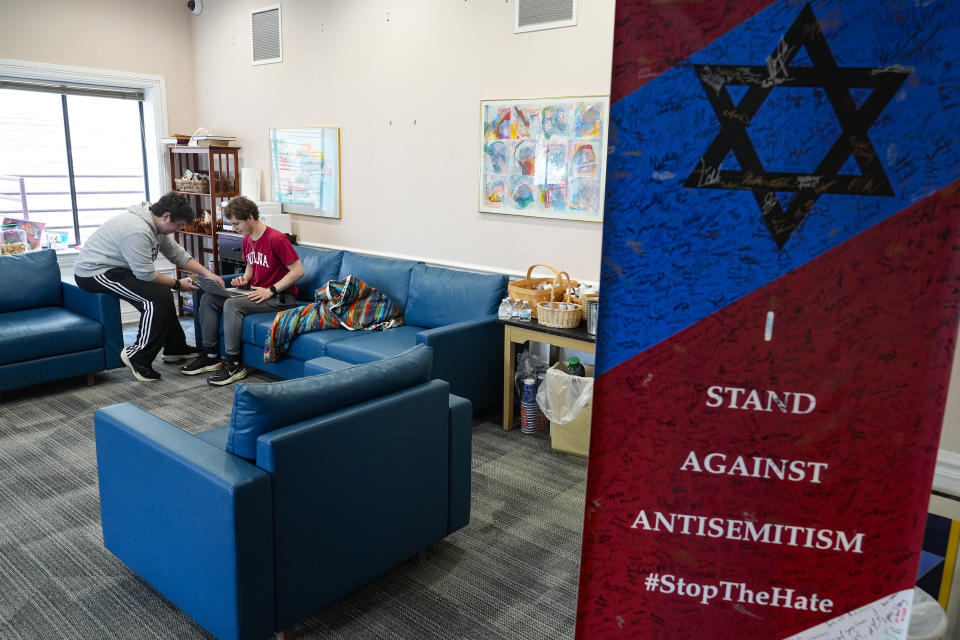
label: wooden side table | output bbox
[498,317,597,431]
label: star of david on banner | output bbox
[685,4,909,248]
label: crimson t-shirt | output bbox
[242,226,300,298]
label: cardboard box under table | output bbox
[545,361,594,457]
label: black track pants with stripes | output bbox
[75,268,191,367]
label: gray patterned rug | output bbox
[0,341,587,638]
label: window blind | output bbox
[0,77,144,101]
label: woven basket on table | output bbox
[174,178,209,194]
[508,264,579,319]
[568,292,598,320]
[537,301,582,328]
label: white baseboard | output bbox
[935,450,960,498]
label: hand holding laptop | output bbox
[193,275,248,298]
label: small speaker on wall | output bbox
[251,5,282,65]
[515,0,577,34]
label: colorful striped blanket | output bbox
[263,275,403,363]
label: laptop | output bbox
[194,276,248,298]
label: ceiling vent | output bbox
[515,0,577,34]
[251,5,282,65]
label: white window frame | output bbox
[0,57,168,201]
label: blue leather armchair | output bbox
[95,345,472,640]
[0,249,123,391]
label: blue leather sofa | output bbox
[95,345,471,640]
[194,246,508,411]
[0,249,123,392]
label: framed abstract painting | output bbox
[269,127,341,218]
[479,96,609,222]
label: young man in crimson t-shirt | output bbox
[181,196,304,386]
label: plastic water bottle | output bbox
[565,357,586,377]
[498,297,514,320]
[517,300,532,322]
[512,298,523,319]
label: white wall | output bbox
[0,0,197,135]
[942,347,960,452]
[188,0,615,281]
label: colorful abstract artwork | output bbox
[509,176,535,209]
[479,96,608,221]
[269,127,341,218]
[482,175,506,207]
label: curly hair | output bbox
[150,192,195,224]
[223,196,260,221]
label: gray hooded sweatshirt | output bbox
[74,203,192,281]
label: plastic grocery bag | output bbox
[536,366,594,425]
[908,588,947,640]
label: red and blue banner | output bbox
[578,1,960,637]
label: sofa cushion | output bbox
[227,344,434,460]
[337,253,419,309]
[248,314,354,359]
[302,356,354,375]
[0,307,104,365]
[286,329,356,360]
[294,247,344,302]
[324,326,425,364]
[247,311,286,344]
[0,249,62,313]
[404,264,508,329]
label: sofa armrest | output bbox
[416,316,501,411]
[447,393,472,533]
[95,403,274,640]
[62,279,123,369]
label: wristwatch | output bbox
[269,285,278,296]
[171,279,181,291]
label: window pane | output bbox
[0,89,73,243]
[67,94,146,245]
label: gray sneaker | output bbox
[207,360,248,386]
[180,353,222,375]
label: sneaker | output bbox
[207,360,248,386]
[162,347,200,363]
[180,353,222,375]
[119,348,161,382]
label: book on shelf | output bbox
[189,135,237,147]
[160,134,192,145]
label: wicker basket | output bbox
[537,301,582,328]
[508,264,579,319]
[569,292,598,320]
[175,178,209,194]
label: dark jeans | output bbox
[197,291,298,359]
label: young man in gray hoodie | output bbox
[74,192,224,382]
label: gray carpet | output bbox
[0,337,588,638]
